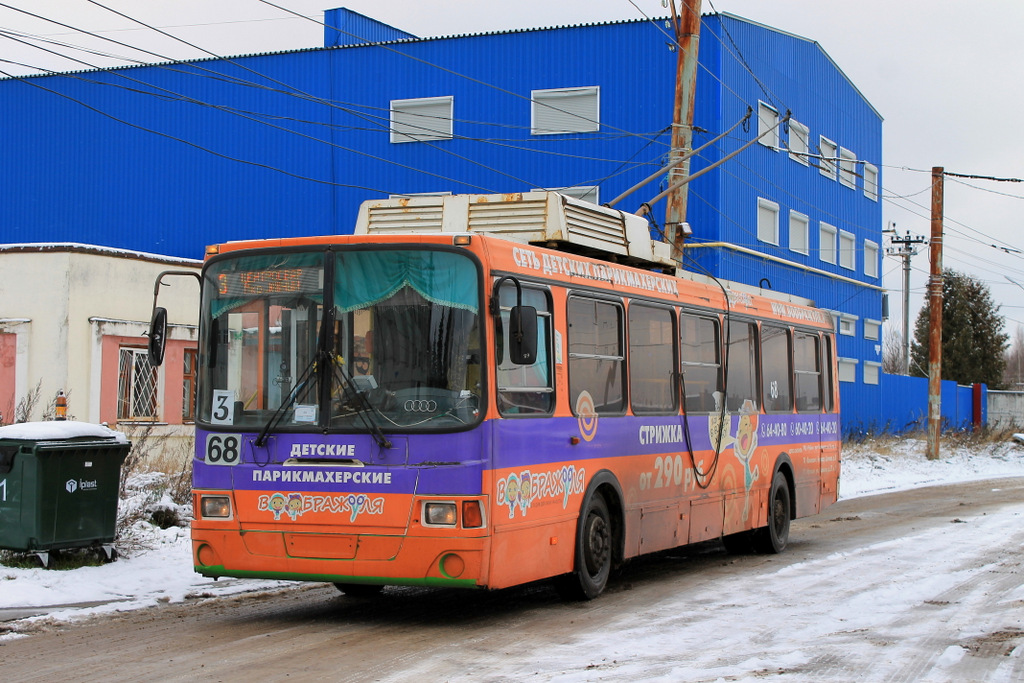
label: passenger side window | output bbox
[628,304,677,415]
[761,325,792,413]
[496,284,554,416]
[680,313,721,413]
[568,296,625,415]
[794,332,822,412]
[725,321,758,412]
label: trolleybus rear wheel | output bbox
[754,471,791,554]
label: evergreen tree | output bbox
[910,268,1008,387]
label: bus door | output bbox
[794,330,829,512]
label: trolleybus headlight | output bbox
[201,495,232,518]
[424,501,457,526]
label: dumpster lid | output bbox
[0,421,128,444]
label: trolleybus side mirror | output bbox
[508,305,538,365]
[147,307,168,367]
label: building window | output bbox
[819,222,837,264]
[839,230,856,270]
[863,163,879,201]
[118,347,157,421]
[757,198,780,245]
[864,240,879,278]
[839,147,858,189]
[838,358,858,383]
[788,119,810,165]
[757,101,779,148]
[838,314,858,337]
[789,211,809,255]
[531,87,599,135]
[182,347,197,423]
[535,185,599,204]
[390,96,454,143]
[864,319,881,341]
[819,136,837,180]
[864,361,881,385]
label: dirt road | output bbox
[2,478,1023,682]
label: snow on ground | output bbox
[2,434,1024,652]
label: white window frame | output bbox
[390,96,454,143]
[864,239,879,278]
[819,136,838,180]
[819,222,837,264]
[864,319,881,341]
[839,147,858,189]
[757,101,779,149]
[531,87,600,135]
[757,198,780,245]
[863,163,879,201]
[839,230,856,270]
[863,361,881,386]
[788,119,810,165]
[789,210,809,255]
[838,358,858,383]
[534,185,599,204]
[838,313,858,337]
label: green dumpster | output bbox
[0,423,130,566]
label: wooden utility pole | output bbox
[665,0,702,256]
[926,167,944,460]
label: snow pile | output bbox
[840,435,1024,499]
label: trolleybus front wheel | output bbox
[554,494,612,601]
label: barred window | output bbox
[118,347,157,421]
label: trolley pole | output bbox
[665,0,702,257]
[926,167,944,460]
[887,230,926,375]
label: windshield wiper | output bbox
[329,357,392,450]
[254,349,321,448]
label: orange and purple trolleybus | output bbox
[149,192,840,600]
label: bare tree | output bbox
[13,379,42,423]
[882,324,905,374]
[1003,326,1024,389]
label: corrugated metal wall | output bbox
[0,11,895,430]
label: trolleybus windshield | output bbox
[197,247,482,433]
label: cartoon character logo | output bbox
[575,390,598,441]
[286,493,304,520]
[268,493,287,520]
[499,472,530,519]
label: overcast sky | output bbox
[6,1,1024,338]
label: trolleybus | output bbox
[149,192,840,600]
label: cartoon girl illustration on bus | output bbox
[285,493,304,520]
[268,493,287,520]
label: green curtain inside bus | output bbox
[334,250,477,314]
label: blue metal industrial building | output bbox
[0,8,887,431]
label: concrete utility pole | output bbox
[926,167,944,460]
[665,0,702,256]
[887,230,926,375]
